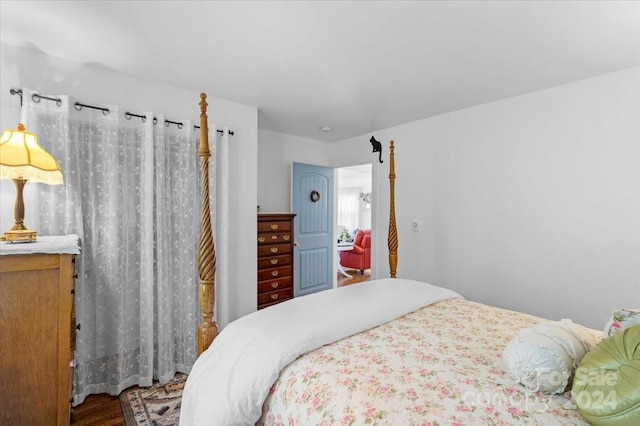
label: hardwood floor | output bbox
[70,271,370,425]
[337,268,371,286]
[71,393,125,426]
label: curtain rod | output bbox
[9,88,235,135]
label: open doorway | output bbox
[336,163,372,286]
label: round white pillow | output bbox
[502,319,597,394]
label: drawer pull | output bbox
[283,235,290,241]
[271,270,279,277]
[271,294,279,300]
[270,224,279,230]
[270,259,278,265]
[76,323,81,331]
[270,247,278,253]
[271,235,278,240]
[271,282,279,289]
[258,236,265,243]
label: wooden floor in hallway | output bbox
[337,268,371,287]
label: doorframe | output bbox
[333,161,377,288]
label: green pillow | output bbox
[571,324,640,426]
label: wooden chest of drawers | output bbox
[257,213,296,310]
[0,252,76,426]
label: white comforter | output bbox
[179,278,462,426]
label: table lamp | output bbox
[0,123,63,243]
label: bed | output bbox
[181,95,599,425]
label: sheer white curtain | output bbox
[215,126,230,330]
[337,187,362,233]
[21,88,208,404]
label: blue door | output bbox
[292,162,334,297]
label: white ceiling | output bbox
[1,1,639,142]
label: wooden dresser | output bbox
[257,213,296,310]
[0,236,79,426]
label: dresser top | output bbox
[258,213,296,221]
[0,234,81,256]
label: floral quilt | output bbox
[259,299,592,425]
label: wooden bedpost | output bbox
[388,140,398,278]
[197,93,219,355]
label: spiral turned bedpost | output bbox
[388,140,398,278]
[197,93,219,355]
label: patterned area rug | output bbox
[119,373,187,426]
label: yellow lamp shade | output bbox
[0,123,63,185]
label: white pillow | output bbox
[502,319,597,394]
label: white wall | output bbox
[0,42,258,323]
[331,67,640,329]
[257,129,331,212]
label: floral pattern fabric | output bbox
[603,308,640,336]
[259,298,593,425]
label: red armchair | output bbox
[339,229,371,274]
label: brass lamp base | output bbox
[2,229,38,243]
[1,177,38,243]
